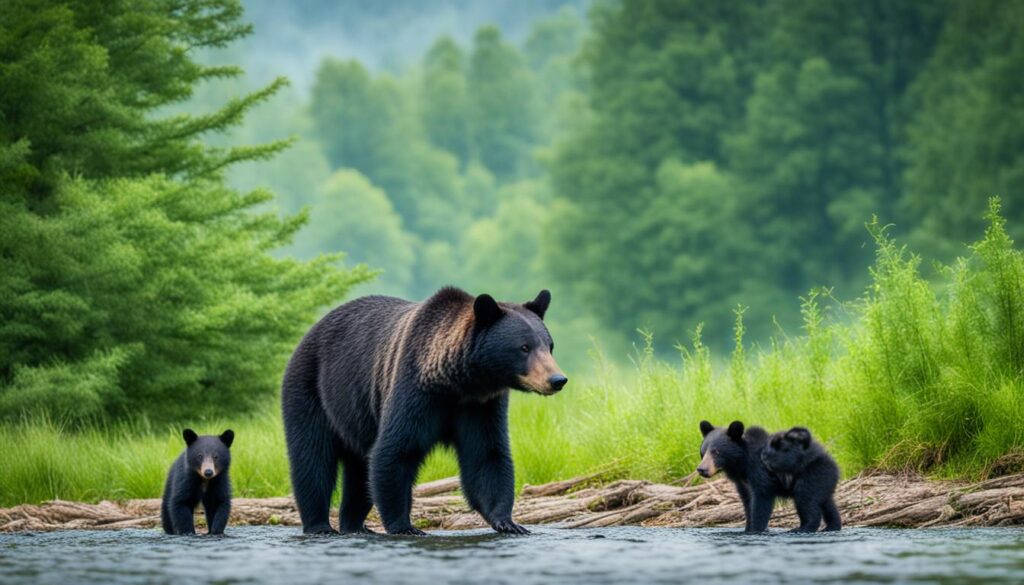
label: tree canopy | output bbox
[0,0,370,422]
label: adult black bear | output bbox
[160,429,234,535]
[697,420,840,533]
[281,287,566,535]
[760,426,842,532]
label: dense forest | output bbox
[1,0,1023,423]
[226,0,1024,353]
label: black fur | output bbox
[697,420,840,533]
[281,287,565,535]
[160,429,234,535]
[760,426,842,532]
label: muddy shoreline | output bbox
[3,472,1023,533]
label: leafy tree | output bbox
[309,59,470,245]
[468,26,541,180]
[420,36,471,164]
[548,0,763,345]
[0,0,370,422]
[298,170,415,295]
[727,0,944,296]
[902,0,1024,260]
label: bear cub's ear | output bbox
[473,294,504,327]
[183,428,198,446]
[726,421,745,441]
[785,427,811,448]
[524,289,551,320]
[219,429,235,448]
[699,420,714,437]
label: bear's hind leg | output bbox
[822,497,842,531]
[791,487,824,533]
[339,453,375,534]
[283,384,340,535]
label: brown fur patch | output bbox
[518,350,563,395]
[417,306,473,387]
[372,306,420,405]
[698,451,719,476]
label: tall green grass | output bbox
[2,199,1023,506]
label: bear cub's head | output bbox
[760,427,815,474]
[697,420,747,478]
[472,290,568,396]
[183,429,234,480]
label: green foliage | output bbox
[903,0,1024,260]
[0,0,371,422]
[467,26,542,180]
[421,37,472,164]
[296,170,414,295]
[550,0,1022,349]
[7,208,1024,504]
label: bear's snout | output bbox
[518,350,567,395]
[697,450,719,478]
[198,455,218,479]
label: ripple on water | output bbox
[0,526,1023,585]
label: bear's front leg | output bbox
[170,501,197,535]
[746,490,775,533]
[733,482,752,532]
[455,395,527,535]
[204,490,231,535]
[370,390,439,535]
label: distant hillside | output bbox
[238,0,588,90]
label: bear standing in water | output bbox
[161,429,234,535]
[760,426,841,532]
[281,287,567,535]
[697,420,840,533]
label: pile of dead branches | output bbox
[3,472,1023,533]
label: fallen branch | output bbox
[4,472,1024,533]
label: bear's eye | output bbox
[520,344,530,353]
[549,343,554,352]
[711,449,719,456]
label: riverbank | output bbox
[3,472,1023,533]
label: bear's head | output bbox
[697,420,747,478]
[470,290,568,396]
[183,429,234,480]
[760,427,813,474]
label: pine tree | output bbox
[0,0,371,421]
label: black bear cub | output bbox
[161,429,234,535]
[697,421,840,533]
[760,426,842,532]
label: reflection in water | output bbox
[1,526,1023,584]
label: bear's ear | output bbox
[473,294,504,327]
[699,420,714,437]
[786,427,812,448]
[524,290,551,320]
[219,429,235,448]
[183,428,198,446]
[726,421,745,441]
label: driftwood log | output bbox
[3,472,1024,533]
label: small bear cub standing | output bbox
[161,429,234,535]
[698,421,840,533]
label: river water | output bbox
[2,526,1023,584]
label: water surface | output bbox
[2,526,1023,584]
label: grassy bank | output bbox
[3,200,1024,506]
